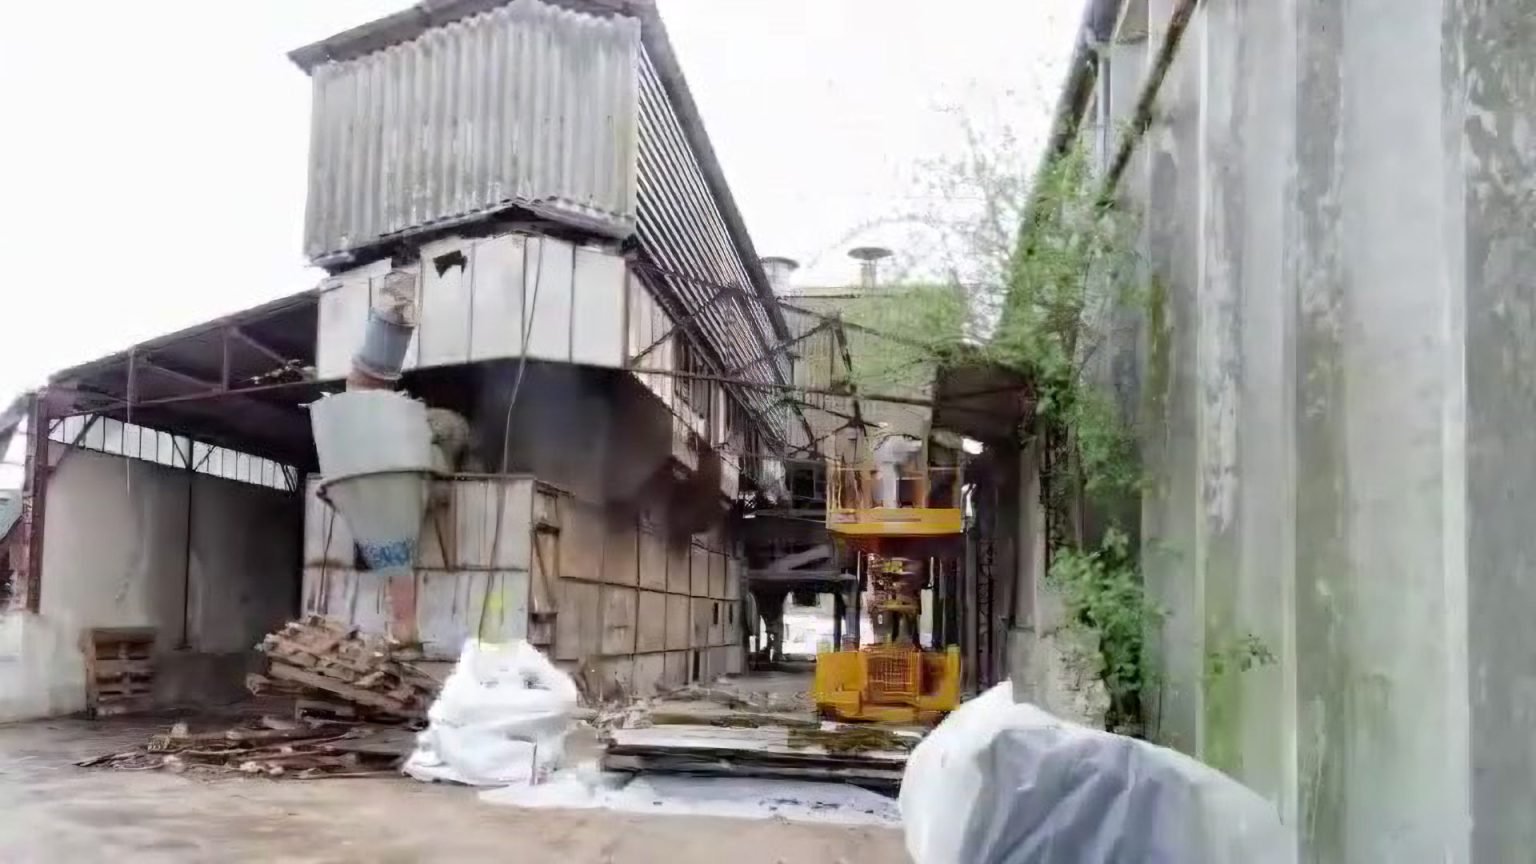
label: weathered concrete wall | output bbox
[1098,0,1536,860]
[0,448,301,720]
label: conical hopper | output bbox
[309,390,434,578]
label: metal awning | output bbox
[46,291,329,470]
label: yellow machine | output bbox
[811,446,964,724]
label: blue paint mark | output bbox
[359,538,415,569]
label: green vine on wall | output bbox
[842,133,1271,737]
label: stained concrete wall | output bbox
[0,447,301,720]
[1081,3,1536,854]
[1093,1,1536,860]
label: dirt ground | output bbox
[0,716,909,864]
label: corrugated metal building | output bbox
[1,0,799,718]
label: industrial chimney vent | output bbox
[848,247,893,289]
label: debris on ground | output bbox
[590,678,816,732]
[249,616,440,722]
[601,724,917,791]
[76,715,416,779]
[481,766,902,828]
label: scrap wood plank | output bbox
[267,663,418,716]
[605,726,914,763]
[600,753,904,788]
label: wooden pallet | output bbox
[254,616,437,721]
[82,627,156,718]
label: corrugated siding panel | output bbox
[635,52,798,449]
[303,0,640,262]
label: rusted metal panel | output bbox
[301,0,640,263]
[725,555,741,601]
[633,652,665,696]
[636,590,667,653]
[600,585,637,656]
[708,551,726,599]
[638,526,667,590]
[561,498,604,583]
[665,593,689,650]
[690,597,711,648]
[663,650,688,687]
[601,512,638,585]
[665,537,690,595]
[689,545,709,597]
[555,579,600,661]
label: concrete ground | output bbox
[0,717,909,863]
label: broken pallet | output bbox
[252,616,438,721]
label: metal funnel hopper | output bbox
[310,390,435,642]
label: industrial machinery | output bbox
[811,435,964,724]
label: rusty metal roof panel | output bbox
[300,0,640,265]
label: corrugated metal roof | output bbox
[290,0,803,446]
[300,0,641,263]
[634,52,798,443]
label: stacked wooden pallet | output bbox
[82,627,157,717]
[249,616,438,722]
[601,724,918,791]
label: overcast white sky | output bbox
[0,0,1081,446]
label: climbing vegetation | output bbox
[841,132,1163,733]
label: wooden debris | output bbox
[252,616,439,722]
[77,718,416,780]
[601,724,918,792]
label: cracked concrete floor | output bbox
[0,718,908,864]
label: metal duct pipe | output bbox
[348,269,419,390]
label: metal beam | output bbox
[230,326,294,368]
[628,283,742,365]
[628,366,936,408]
[138,357,222,394]
[725,320,832,378]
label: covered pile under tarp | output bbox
[900,684,1293,864]
[403,639,579,786]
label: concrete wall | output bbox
[0,447,302,720]
[1096,1,1536,860]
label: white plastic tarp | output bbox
[404,639,578,786]
[901,683,1294,864]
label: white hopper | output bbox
[309,390,434,600]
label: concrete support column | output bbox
[1457,2,1536,857]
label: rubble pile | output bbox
[247,616,439,721]
[77,716,416,779]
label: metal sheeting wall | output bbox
[302,0,640,263]
[634,53,800,451]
